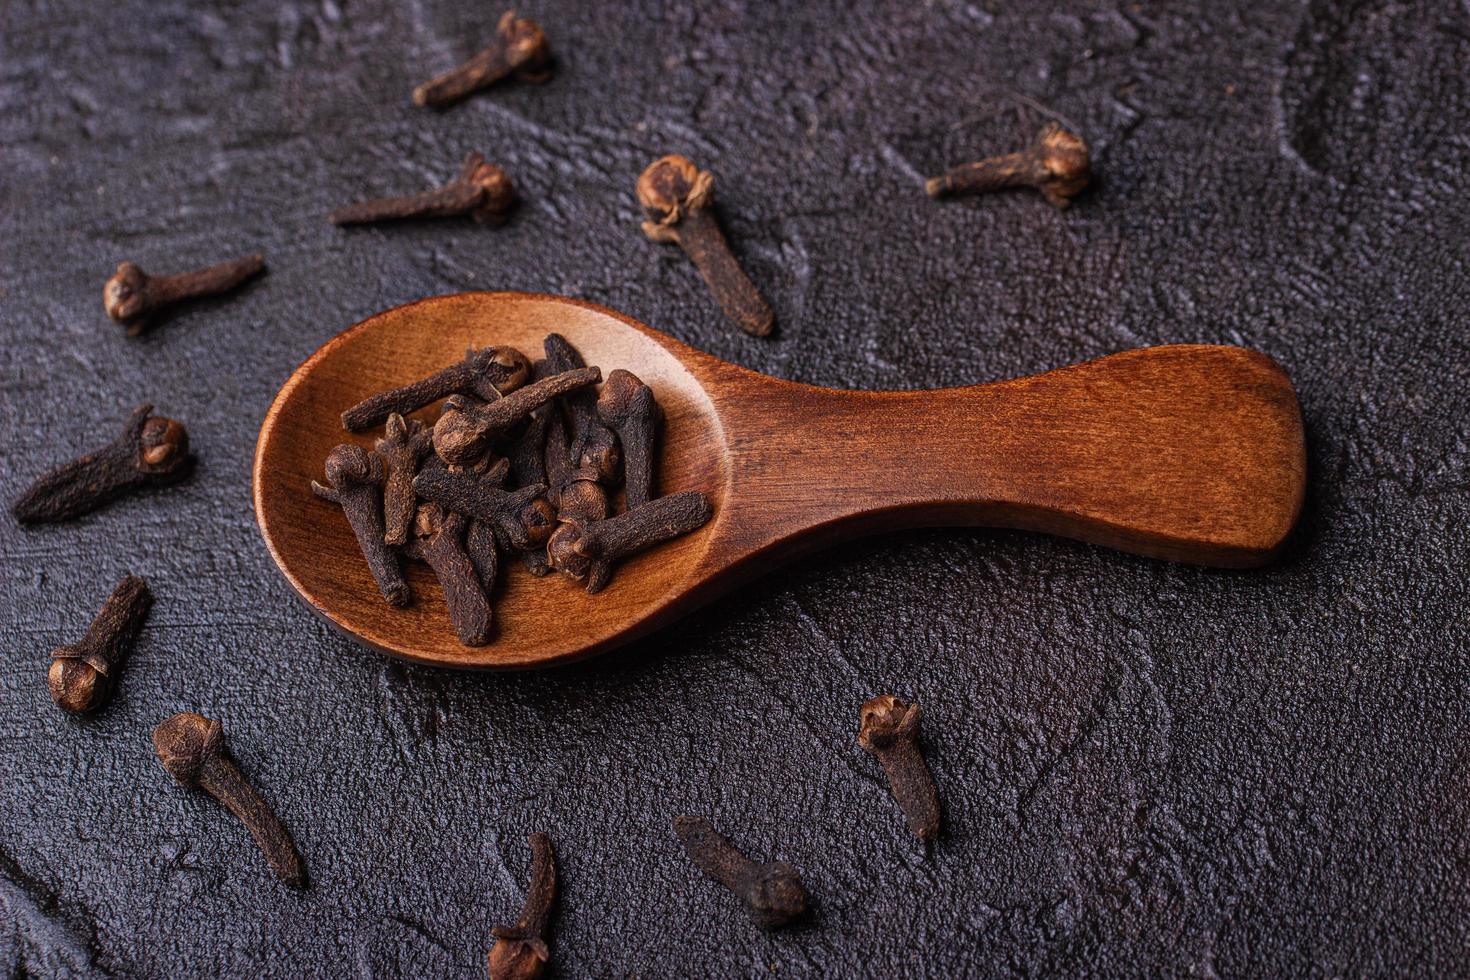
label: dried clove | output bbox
[13,405,194,525]
[48,575,152,713]
[596,369,661,510]
[104,253,265,335]
[413,468,554,553]
[153,711,305,888]
[925,123,1091,208]
[673,816,807,930]
[312,444,410,606]
[858,694,941,843]
[546,491,711,593]
[413,10,552,109]
[433,366,601,465]
[486,832,557,980]
[342,345,531,432]
[330,152,516,226]
[543,334,621,484]
[411,503,493,646]
[551,468,612,592]
[638,155,774,337]
[466,517,501,594]
[508,390,552,577]
[375,414,434,546]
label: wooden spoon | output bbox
[254,292,1306,670]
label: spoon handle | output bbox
[709,344,1306,569]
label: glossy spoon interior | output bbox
[253,292,1307,669]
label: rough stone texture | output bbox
[2,0,1468,976]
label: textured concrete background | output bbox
[3,0,1468,976]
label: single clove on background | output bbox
[312,444,410,606]
[48,575,152,713]
[330,152,516,226]
[673,816,807,929]
[925,123,1091,208]
[104,253,265,335]
[858,694,941,843]
[413,10,552,109]
[341,346,531,432]
[13,405,194,524]
[637,154,775,337]
[153,711,305,888]
[486,832,558,980]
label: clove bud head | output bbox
[486,931,549,980]
[481,346,532,392]
[857,693,921,751]
[153,711,225,786]
[48,659,107,713]
[102,262,150,323]
[500,11,550,76]
[637,155,713,233]
[469,160,518,225]
[1032,124,1091,201]
[324,443,385,487]
[739,864,809,931]
[544,519,593,580]
[138,416,190,472]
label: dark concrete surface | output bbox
[3,0,1468,976]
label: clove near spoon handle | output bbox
[694,344,1306,575]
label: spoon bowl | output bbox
[254,292,1306,669]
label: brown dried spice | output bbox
[673,815,807,930]
[638,154,774,337]
[858,694,941,843]
[312,444,409,606]
[48,575,152,713]
[413,10,552,109]
[486,832,557,980]
[330,152,516,226]
[342,345,530,433]
[13,405,193,525]
[546,491,712,593]
[153,711,305,888]
[925,123,1090,208]
[432,366,601,465]
[104,253,265,335]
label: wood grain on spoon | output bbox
[253,292,1306,670]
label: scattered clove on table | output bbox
[673,815,807,929]
[858,694,942,843]
[413,10,552,109]
[153,711,305,888]
[104,253,265,335]
[925,123,1091,208]
[13,405,194,525]
[637,154,774,337]
[310,334,712,645]
[48,575,152,713]
[487,832,558,980]
[330,152,516,227]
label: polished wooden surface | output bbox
[253,292,1306,669]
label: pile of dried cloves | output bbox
[315,333,713,645]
